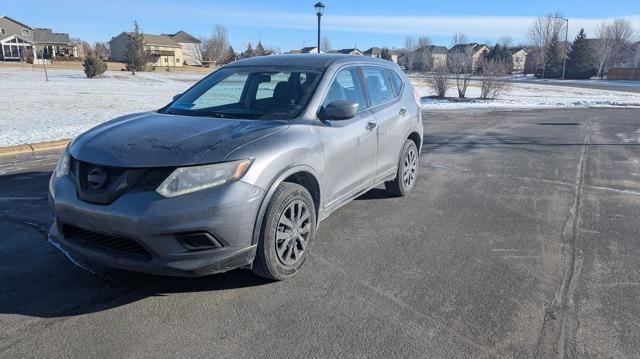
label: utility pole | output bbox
[555,16,569,80]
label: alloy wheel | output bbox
[275,200,311,266]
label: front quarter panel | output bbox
[225,123,325,198]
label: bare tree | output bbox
[451,32,468,47]
[417,36,432,48]
[448,49,473,98]
[95,42,110,60]
[202,24,231,65]
[321,37,332,53]
[528,13,567,77]
[591,18,635,79]
[427,70,449,97]
[498,36,514,48]
[479,59,510,99]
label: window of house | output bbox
[22,29,30,36]
[362,67,394,106]
[0,28,6,35]
[322,67,367,111]
[176,58,180,64]
[164,57,168,63]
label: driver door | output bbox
[321,67,377,208]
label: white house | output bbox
[166,31,202,66]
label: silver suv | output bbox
[48,55,423,280]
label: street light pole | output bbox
[314,2,325,53]
[556,16,569,80]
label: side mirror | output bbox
[321,100,359,121]
[173,93,182,102]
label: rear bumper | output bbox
[49,174,265,277]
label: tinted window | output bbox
[322,67,366,111]
[388,69,404,97]
[363,67,394,106]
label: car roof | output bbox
[228,54,395,69]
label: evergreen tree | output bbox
[255,41,265,56]
[487,44,514,73]
[565,29,595,80]
[83,55,107,78]
[241,43,255,58]
[223,46,236,64]
[125,21,148,74]
[380,48,392,61]
[543,33,563,78]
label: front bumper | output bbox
[49,174,265,277]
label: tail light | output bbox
[413,88,422,107]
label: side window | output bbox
[388,69,404,97]
[322,67,366,111]
[363,67,394,106]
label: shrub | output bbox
[83,56,107,78]
[479,59,510,99]
[428,71,449,97]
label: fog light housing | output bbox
[177,232,221,251]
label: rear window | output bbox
[388,69,404,97]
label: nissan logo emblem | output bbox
[87,167,108,189]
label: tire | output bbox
[252,182,316,280]
[385,140,419,197]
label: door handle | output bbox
[365,122,377,131]
[399,108,408,116]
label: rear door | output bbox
[321,66,377,207]
[361,66,407,181]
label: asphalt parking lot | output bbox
[1,108,639,358]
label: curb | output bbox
[0,139,71,157]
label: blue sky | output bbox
[2,0,639,51]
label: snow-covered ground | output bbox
[0,68,203,146]
[411,75,640,110]
[1,67,640,146]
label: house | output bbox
[286,46,323,54]
[1,16,81,62]
[0,16,35,61]
[34,28,81,59]
[510,47,529,74]
[635,42,640,68]
[449,43,490,71]
[329,48,363,56]
[165,30,202,66]
[363,47,398,63]
[421,45,448,70]
[611,43,639,69]
[109,32,183,67]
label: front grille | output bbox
[62,224,152,259]
[69,157,173,204]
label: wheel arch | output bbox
[251,165,322,246]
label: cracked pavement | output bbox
[0,108,639,358]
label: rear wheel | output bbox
[252,182,316,280]
[385,140,419,196]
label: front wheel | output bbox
[252,182,316,280]
[385,140,419,196]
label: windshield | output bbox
[164,66,324,120]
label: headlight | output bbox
[55,149,70,178]
[156,159,252,198]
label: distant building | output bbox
[509,47,529,74]
[0,16,34,61]
[0,15,81,62]
[419,45,448,70]
[165,30,202,66]
[34,28,79,59]
[449,43,490,72]
[635,42,640,68]
[329,48,363,56]
[109,32,183,67]
[363,47,398,64]
[286,46,323,54]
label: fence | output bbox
[607,68,640,80]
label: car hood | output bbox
[69,112,288,167]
